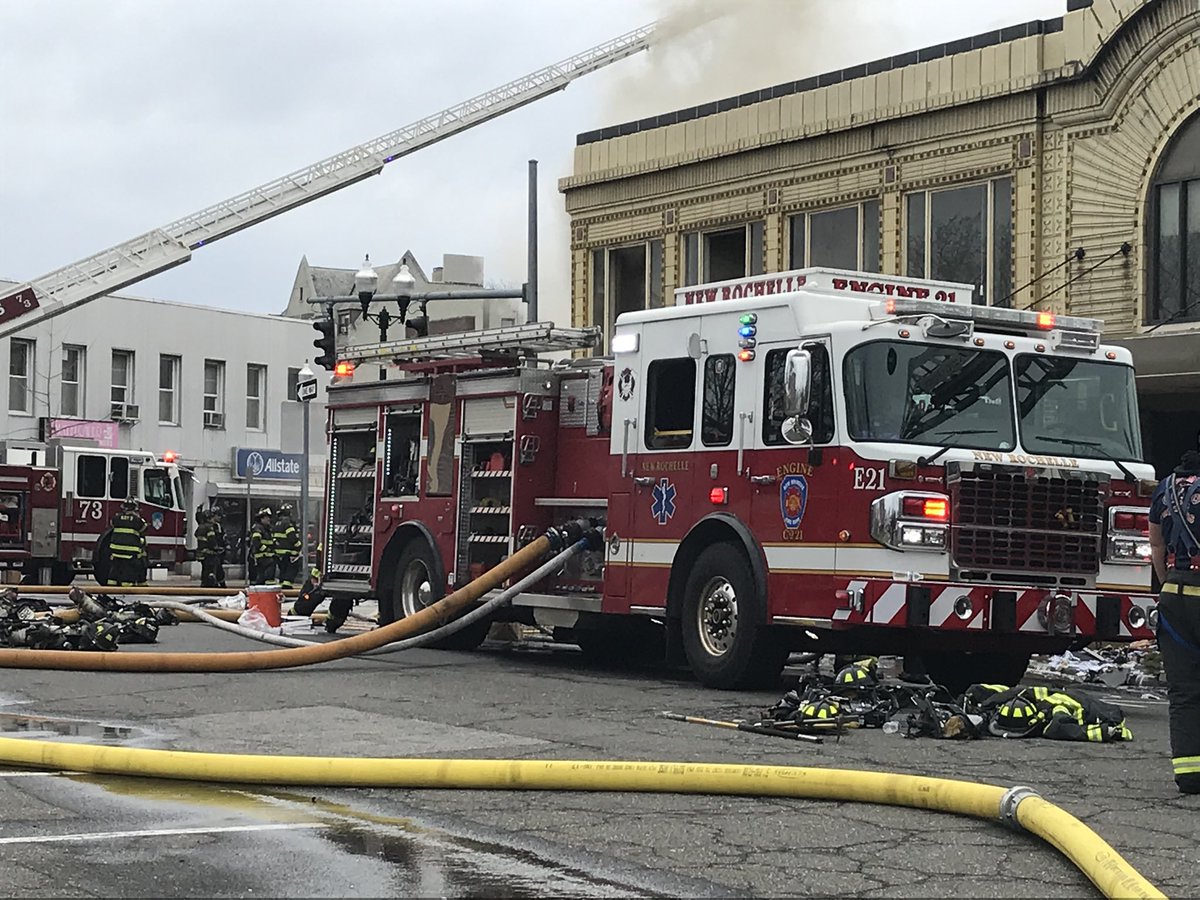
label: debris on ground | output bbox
[0,587,177,651]
[1026,645,1164,688]
[750,657,1134,743]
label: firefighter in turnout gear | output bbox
[248,507,276,584]
[194,509,226,588]
[1149,448,1200,794]
[272,504,301,588]
[108,500,148,587]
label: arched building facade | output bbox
[561,0,1200,475]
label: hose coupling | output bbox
[545,520,581,552]
[999,785,1041,832]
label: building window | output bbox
[1149,112,1200,325]
[904,178,1013,306]
[590,239,665,351]
[61,344,85,418]
[788,200,880,272]
[644,357,696,450]
[204,359,225,428]
[287,366,301,401]
[111,350,134,407]
[682,221,765,286]
[8,339,33,414]
[246,364,266,430]
[158,354,181,425]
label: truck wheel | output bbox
[50,562,76,586]
[921,651,1032,695]
[384,539,489,651]
[680,541,787,689]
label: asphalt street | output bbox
[0,625,1195,898]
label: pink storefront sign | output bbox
[46,419,119,449]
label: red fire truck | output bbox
[320,267,1157,690]
[0,442,188,584]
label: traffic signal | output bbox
[312,318,336,370]
[406,301,429,338]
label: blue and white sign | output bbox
[234,448,303,481]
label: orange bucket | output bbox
[246,584,283,628]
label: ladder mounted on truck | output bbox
[0,23,655,338]
[341,323,602,364]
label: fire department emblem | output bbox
[617,367,636,402]
[650,478,677,525]
[780,474,809,529]
[151,511,164,531]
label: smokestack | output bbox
[527,159,538,323]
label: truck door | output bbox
[748,339,842,610]
[623,351,697,606]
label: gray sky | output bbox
[0,0,1065,327]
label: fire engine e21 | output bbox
[320,267,1156,691]
[0,442,187,584]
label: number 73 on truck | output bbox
[321,266,1156,691]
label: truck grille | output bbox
[949,465,1106,582]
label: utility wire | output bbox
[1147,281,1200,333]
[1000,247,1084,309]
[1023,242,1132,312]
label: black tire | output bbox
[92,530,113,587]
[383,539,489,651]
[50,561,76,586]
[921,651,1031,695]
[680,541,788,689]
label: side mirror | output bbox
[781,415,813,446]
[784,349,812,417]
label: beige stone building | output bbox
[561,0,1200,474]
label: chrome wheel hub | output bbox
[697,576,739,657]
[400,560,434,617]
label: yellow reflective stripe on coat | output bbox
[1086,724,1104,742]
[1173,756,1200,774]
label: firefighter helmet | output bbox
[75,621,120,652]
[800,695,842,721]
[834,663,877,691]
[256,506,273,520]
[195,508,209,524]
[987,696,1046,738]
[121,499,138,512]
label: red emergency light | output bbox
[162,450,178,463]
[709,487,728,505]
[334,361,355,377]
[902,496,948,521]
[1036,311,1055,329]
[1112,510,1149,533]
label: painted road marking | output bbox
[0,822,323,845]
[0,770,73,777]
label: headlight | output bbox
[870,491,950,553]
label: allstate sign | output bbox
[233,448,302,481]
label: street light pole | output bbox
[297,362,316,573]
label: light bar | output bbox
[879,298,1103,335]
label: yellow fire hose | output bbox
[16,585,301,597]
[0,739,1162,899]
[0,534,552,672]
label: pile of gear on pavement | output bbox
[1026,644,1164,689]
[0,587,177,651]
[760,657,1133,743]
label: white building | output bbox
[282,251,527,386]
[0,278,327,566]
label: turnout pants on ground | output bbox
[1156,588,1200,794]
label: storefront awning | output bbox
[210,481,301,499]
[1112,330,1200,395]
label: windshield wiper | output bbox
[917,429,999,467]
[1031,435,1137,482]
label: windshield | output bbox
[143,468,174,509]
[844,341,1016,451]
[1014,355,1142,461]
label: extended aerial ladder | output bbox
[0,23,655,338]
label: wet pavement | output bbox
[0,627,1196,898]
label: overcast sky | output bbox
[0,0,1065,326]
